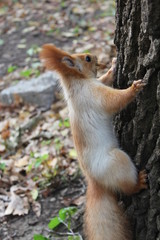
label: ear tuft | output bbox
[40,44,70,70]
[40,44,85,79]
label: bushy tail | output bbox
[85,179,132,240]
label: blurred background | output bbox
[0,1,116,239]
[0,0,116,79]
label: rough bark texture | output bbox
[114,0,160,240]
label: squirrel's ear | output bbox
[40,44,84,79]
[62,56,75,68]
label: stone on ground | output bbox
[0,71,59,108]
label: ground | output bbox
[0,1,115,239]
[1,177,85,239]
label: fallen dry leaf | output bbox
[47,158,58,169]
[5,192,29,216]
[0,200,5,217]
[0,120,9,132]
[0,144,6,153]
[32,200,41,217]
[14,155,29,167]
[59,107,68,120]
[31,188,38,200]
[9,175,19,184]
[72,195,86,206]
[1,130,10,140]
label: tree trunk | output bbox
[114,0,160,240]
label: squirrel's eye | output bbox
[86,56,91,62]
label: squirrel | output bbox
[40,44,148,240]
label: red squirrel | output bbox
[40,44,148,240]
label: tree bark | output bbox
[114,0,160,239]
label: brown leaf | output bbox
[72,195,85,206]
[5,192,29,216]
[32,201,41,217]
[47,158,58,169]
[1,130,10,140]
[0,144,6,153]
[14,155,29,168]
[9,175,19,184]
[59,107,68,120]
[0,120,9,132]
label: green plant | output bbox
[0,39,4,46]
[27,45,41,56]
[69,149,77,159]
[0,162,6,171]
[83,49,90,54]
[54,138,62,152]
[8,65,17,73]
[20,68,40,78]
[31,189,39,200]
[0,6,8,15]
[34,153,49,168]
[99,2,115,18]
[33,69,40,77]
[60,0,67,8]
[33,207,82,240]
[33,235,49,240]
[27,153,49,171]
[48,207,77,229]
[73,26,80,35]
[20,69,32,78]
[59,118,70,128]
[41,140,51,146]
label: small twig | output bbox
[20,114,43,132]
[46,222,83,239]
[47,228,78,236]
[61,220,75,235]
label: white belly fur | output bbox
[67,80,119,180]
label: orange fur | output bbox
[93,80,146,114]
[40,44,106,84]
[40,44,147,240]
[93,85,135,114]
[85,179,132,240]
[71,120,88,172]
[40,44,85,82]
[98,58,117,86]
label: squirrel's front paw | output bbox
[111,58,117,72]
[132,79,146,93]
[104,58,117,85]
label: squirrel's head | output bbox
[40,44,106,81]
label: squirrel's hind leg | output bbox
[106,148,148,195]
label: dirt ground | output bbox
[1,177,85,240]
[0,1,115,239]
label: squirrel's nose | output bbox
[96,62,106,70]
